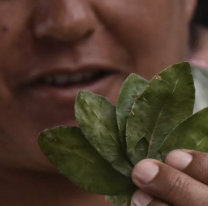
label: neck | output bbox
[0,167,114,206]
[188,25,208,69]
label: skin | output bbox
[132,150,208,206]
[0,0,203,205]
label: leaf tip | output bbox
[38,127,62,145]
[76,90,86,99]
[173,61,192,71]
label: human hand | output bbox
[131,150,208,206]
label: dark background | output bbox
[194,0,208,27]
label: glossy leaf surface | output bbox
[126,62,195,160]
[75,91,133,177]
[38,126,136,195]
[117,74,148,149]
[160,107,208,158]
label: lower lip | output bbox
[26,73,121,102]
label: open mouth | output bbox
[33,70,113,88]
[11,66,125,110]
[19,67,122,101]
[21,69,118,91]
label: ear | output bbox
[184,0,198,21]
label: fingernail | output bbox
[131,190,153,206]
[165,150,193,170]
[132,160,159,184]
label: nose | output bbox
[33,0,97,43]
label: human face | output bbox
[0,0,197,171]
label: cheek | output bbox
[0,1,34,63]
[93,0,189,79]
[0,0,36,98]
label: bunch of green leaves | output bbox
[38,62,208,206]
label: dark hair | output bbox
[190,0,208,49]
[193,0,208,27]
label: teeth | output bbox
[41,71,102,86]
[84,72,94,80]
[71,73,84,83]
[44,76,54,84]
[54,75,71,85]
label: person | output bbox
[0,0,206,205]
[189,0,208,69]
[188,0,208,112]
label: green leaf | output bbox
[127,137,149,165]
[75,91,133,177]
[160,107,208,158]
[38,126,136,196]
[126,62,195,160]
[116,74,148,149]
[105,195,128,206]
[127,196,132,206]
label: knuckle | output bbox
[197,155,208,173]
[165,173,188,199]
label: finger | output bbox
[131,190,153,206]
[131,190,170,206]
[132,159,208,206]
[147,200,170,206]
[165,149,208,185]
